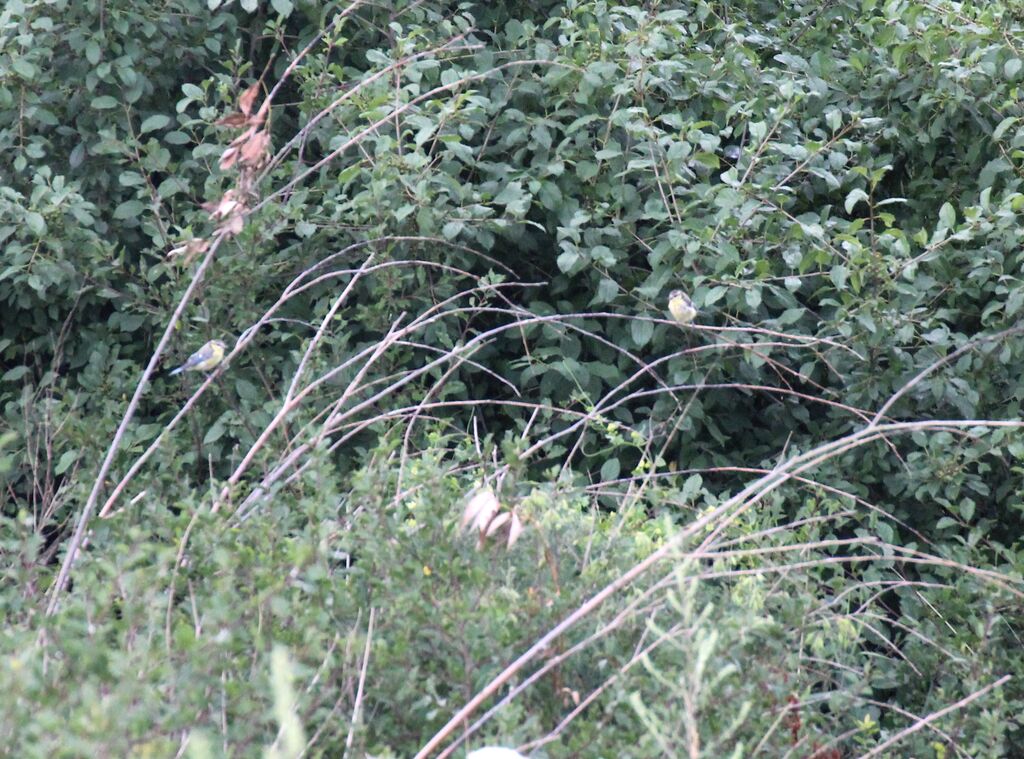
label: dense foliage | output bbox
[2,0,1023,756]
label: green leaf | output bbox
[203,419,226,445]
[680,473,703,501]
[235,379,259,401]
[11,58,36,79]
[592,278,618,305]
[157,177,188,198]
[777,308,804,325]
[703,286,728,306]
[992,116,1017,140]
[114,200,147,219]
[2,366,30,382]
[630,318,654,348]
[24,212,46,236]
[55,449,78,475]
[140,114,171,134]
[91,95,119,110]
[600,458,620,482]
[556,250,580,273]
[978,158,1008,189]
[829,265,848,290]
[938,202,956,230]
[69,143,86,168]
[844,188,869,215]
[85,40,101,65]
[494,181,525,207]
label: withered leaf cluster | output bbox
[171,81,272,259]
[461,487,524,551]
[216,82,270,174]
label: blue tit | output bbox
[170,339,227,376]
[667,289,698,325]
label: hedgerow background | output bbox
[2,0,1024,756]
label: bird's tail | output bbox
[169,366,184,376]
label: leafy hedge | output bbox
[2,0,1023,756]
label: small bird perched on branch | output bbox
[667,289,697,325]
[170,339,227,376]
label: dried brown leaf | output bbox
[238,82,260,117]
[506,512,524,548]
[461,487,499,532]
[560,688,581,707]
[215,112,249,128]
[219,145,239,171]
[239,129,270,166]
[166,238,210,263]
[228,126,256,148]
[484,511,510,537]
[221,213,244,236]
[204,190,243,220]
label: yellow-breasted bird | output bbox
[667,289,697,325]
[169,339,227,376]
